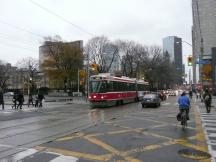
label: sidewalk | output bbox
[196,96,216,162]
[0,96,89,113]
[3,96,89,106]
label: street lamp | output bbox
[176,40,193,84]
[28,77,32,96]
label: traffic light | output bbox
[188,56,192,66]
[79,70,87,78]
[91,63,97,70]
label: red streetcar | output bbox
[88,73,150,107]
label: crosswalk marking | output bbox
[7,149,79,162]
[49,155,78,162]
[199,110,216,162]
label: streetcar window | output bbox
[90,81,101,93]
[113,81,119,91]
[119,82,124,91]
[128,83,135,91]
[107,81,114,92]
[90,81,107,93]
[99,81,107,93]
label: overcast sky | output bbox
[0,0,192,66]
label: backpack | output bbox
[176,112,181,121]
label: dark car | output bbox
[141,93,161,108]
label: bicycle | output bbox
[181,109,187,130]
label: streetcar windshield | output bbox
[90,81,107,93]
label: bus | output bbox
[88,73,150,107]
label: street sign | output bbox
[195,60,210,64]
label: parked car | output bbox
[141,93,161,108]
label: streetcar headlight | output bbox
[101,96,104,99]
[89,96,91,99]
[93,95,96,98]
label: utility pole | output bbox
[189,68,191,85]
[200,38,204,85]
[87,52,90,99]
[27,60,30,96]
[77,68,80,93]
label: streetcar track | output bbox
[0,121,93,159]
[0,115,88,140]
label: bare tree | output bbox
[16,57,39,81]
[118,40,148,78]
[0,61,11,91]
[85,36,119,73]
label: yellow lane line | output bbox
[194,105,208,143]
[84,136,120,154]
[84,136,142,162]
[134,116,196,130]
[35,146,112,161]
[175,139,208,152]
[56,132,84,141]
[193,105,211,162]
[107,129,135,135]
[135,128,173,140]
[124,140,177,155]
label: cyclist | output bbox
[177,91,190,120]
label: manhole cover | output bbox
[178,149,211,160]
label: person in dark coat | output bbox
[34,96,39,107]
[38,94,45,107]
[12,93,18,109]
[28,94,34,107]
[0,91,4,110]
[17,93,24,109]
[203,89,212,113]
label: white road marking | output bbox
[11,149,38,161]
[50,155,78,162]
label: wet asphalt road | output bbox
[0,96,211,162]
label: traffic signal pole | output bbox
[77,68,79,93]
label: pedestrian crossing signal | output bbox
[188,56,192,66]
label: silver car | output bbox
[141,93,161,108]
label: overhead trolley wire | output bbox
[0,19,44,38]
[0,41,37,53]
[28,0,94,37]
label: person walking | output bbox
[0,91,4,110]
[38,93,45,107]
[17,92,24,109]
[34,96,39,107]
[28,94,34,107]
[203,89,212,113]
[12,93,18,109]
